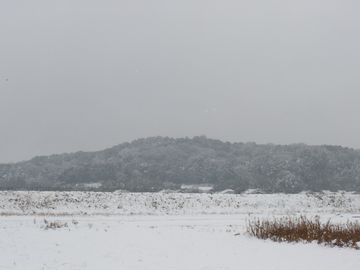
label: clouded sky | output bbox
[1,0,360,163]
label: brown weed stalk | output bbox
[247,216,360,249]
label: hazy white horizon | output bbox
[1,0,360,163]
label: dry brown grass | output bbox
[247,216,360,249]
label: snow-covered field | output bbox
[0,191,359,270]
[1,190,360,216]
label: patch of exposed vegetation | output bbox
[247,216,360,249]
[42,219,68,230]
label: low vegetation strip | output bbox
[247,216,360,249]
[1,191,359,216]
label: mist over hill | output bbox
[1,136,360,193]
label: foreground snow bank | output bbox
[0,215,359,270]
[0,191,359,216]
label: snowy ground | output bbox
[0,191,359,270]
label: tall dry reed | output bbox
[247,216,360,249]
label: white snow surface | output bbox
[0,191,360,270]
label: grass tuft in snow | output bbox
[247,216,360,249]
[42,219,69,230]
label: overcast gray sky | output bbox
[1,0,360,163]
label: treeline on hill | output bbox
[1,136,360,193]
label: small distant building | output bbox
[218,189,235,194]
[180,184,214,193]
[242,188,264,194]
[76,182,102,189]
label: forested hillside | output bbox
[1,136,360,193]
